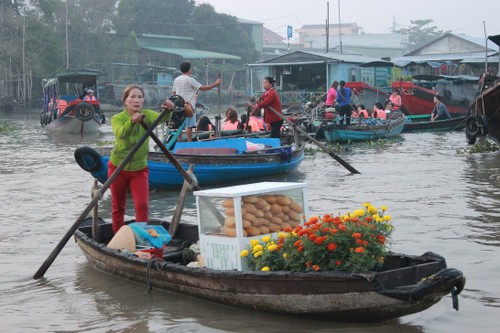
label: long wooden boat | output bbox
[323,112,406,143]
[40,70,105,135]
[465,35,500,144]
[402,114,467,133]
[74,218,465,322]
[75,137,305,190]
[392,76,477,116]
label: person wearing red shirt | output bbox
[248,76,283,138]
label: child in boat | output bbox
[248,108,266,132]
[222,108,240,130]
[355,104,369,118]
[372,102,386,120]
[196,116,213,131]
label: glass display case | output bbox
[194,182,308,270]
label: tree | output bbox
[189,4,258,64]
[394,19,450,51]
[113,0,195,36]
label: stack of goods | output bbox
[222,194,303,237]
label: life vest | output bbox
[222,120,240,131]
[57,99,68,115]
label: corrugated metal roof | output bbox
[253,50,377,65]
[141,46,241,60]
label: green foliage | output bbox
[394,19,451,51]
[456,141,499,154]
[0,120,13,133]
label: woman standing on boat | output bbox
[336,80,353,125]
[389,89,402,111]
[108,85,175,233]
[248,76,283,138]
[325,80,339,108]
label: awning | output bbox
[141,46,241,60]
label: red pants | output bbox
[108,161,149,233]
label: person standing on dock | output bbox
[172,61,221,142]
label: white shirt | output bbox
[172,74,202,106]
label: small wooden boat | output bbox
[74,137,305,190]
[74,217,465,322]
[322,112,406,143]
[40,70,105,135]
[465,35,500,144]
[402,114,467,133]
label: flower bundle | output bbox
[240,203,393,273]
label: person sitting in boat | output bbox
[430,95,451,121]
[222,108,240,130]
[384,100,393,115]
[354,104,369,118]
[389,89,402,111]
[56,98,68,116]
[248,108,266,132]
[196,115,213,131]
[372,102,386,120]
[83,89,97,101]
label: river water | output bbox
[1,109,499,332]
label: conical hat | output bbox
[107,225,136,253]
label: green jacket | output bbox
[110,109,171,171]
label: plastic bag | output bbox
[128,222,172,249]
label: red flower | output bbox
[327,243,337,251]
[355,247,365,253]
[352,232,362,239]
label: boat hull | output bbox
[323,114,405,143]
[74,220,465,322]
[468,79,500,144]
[78,138,305,190]
[45,115,102,135]
[402,115,467,133]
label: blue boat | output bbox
[323,113,406,143]
[75,137,305,190]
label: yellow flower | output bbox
[367,205,378,214]
[267,244,278,251]
[254,251,262,258]
[353,209,365,217]
[383,215,391,221]
[380,205,388,212]
[376,218,383,223]
[363,202,371,207]
[283,253,289,259]
[372,214,380,220]
[277,232,286,238]
[240,249,249,257]
[250,239,259,246]
[252,244,263,253]
[262,235,271,243]
[261,266,270,271]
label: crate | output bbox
[194,182,308,271]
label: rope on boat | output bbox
[146,257,163,294]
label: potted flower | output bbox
[240,203,393,272]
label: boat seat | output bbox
[174,147,239,155]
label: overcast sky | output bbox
[196,0,500,41]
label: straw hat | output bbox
[107,225,136,253]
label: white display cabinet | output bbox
[194,182,308,271]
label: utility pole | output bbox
[326,2,329,53]
[66,1,69,69]
[338,0,343,54]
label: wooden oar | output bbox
[217,72,221,111]
[33,107,172,279]
[267,105,360,174]
[169,164,194,237]
[140,120,225,225]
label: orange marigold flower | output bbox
[352,232,362,238]
[298,246,304,252]
[355,247,365,253]
[294,240,302,247]
[308,234,317,241]
[336,260,342,266]
[306,262,311,267]
[365,216,373,222]
[283,227,292,232]
[314,237,324,245]
[322,227,330,233]
[356,239,364,245]
[331,228,339,234]
[339,225,347,231]
[328,243,337,251]
[308,216,319,223]
[297,229,308,237]
[313,265,320,271]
